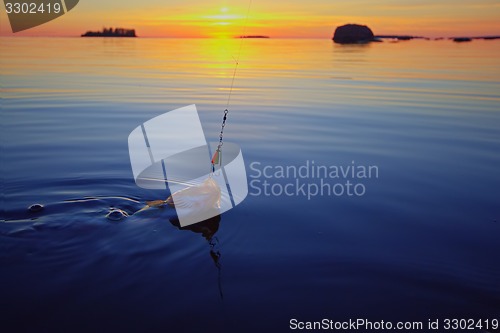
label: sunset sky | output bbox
[1,0,499,38]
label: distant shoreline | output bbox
[376,35,499,41]
[375,35,426,40]
[1,35,498,40]
[81,27,137,38]
[238,35,270,39]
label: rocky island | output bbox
[332,23,500,44]
[452,37,472,43]
[332,24,375,44]
[450,36,499,42]
[81,27,137,37]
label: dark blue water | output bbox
[1,38,500,332]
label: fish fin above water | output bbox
[134,205,151,214]
[166,196,175,207]
[146,199,167,207]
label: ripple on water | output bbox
[105,208,129,221]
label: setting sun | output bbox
[201,6,248,38]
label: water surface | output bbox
[1,37,500,332]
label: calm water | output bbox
[1,38,500,332]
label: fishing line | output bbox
[212,0,253,172]
[140,177,200,188]
[226,0,253,109]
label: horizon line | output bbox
[1,34,500,39]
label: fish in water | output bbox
[136,177,221,217]
[23,178,221,222]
